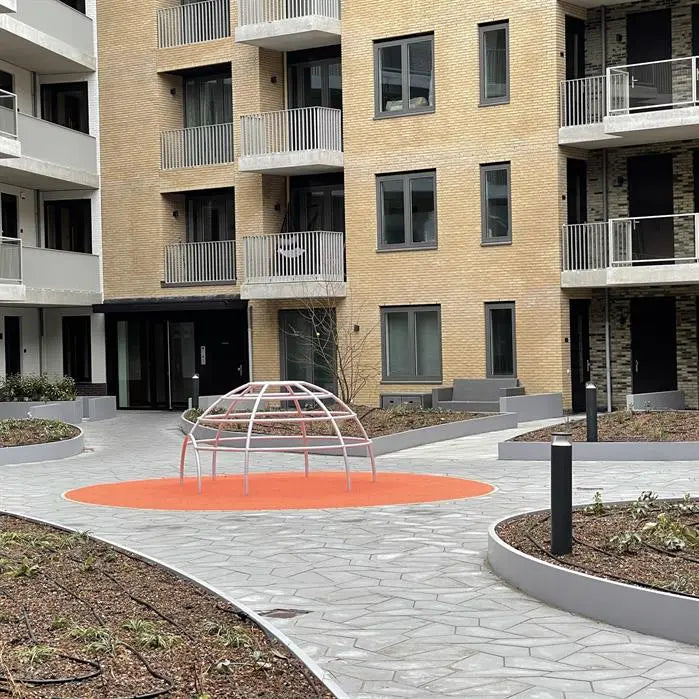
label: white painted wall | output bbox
[0,57,32,113]
[0,182,37,244]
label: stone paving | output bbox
[1,412,699,698]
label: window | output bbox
[280,309,336,392]
[59,0,86,12]
[44,199,92,253]
[375,35,434,116]
[486,302,516,377]
[480,163,511,243]
[288,58,342,109]
[184,72,232,128]
[382,306,441,382]
[377,171,436,249]
[63,316,92,383]
[479,21,509,105]
[41,82,89,133]
[185,189,234,242]
[0,70,13,93]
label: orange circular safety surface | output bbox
[64,472,495,511]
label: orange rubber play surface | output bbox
[64,472,494,511]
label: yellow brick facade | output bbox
[97,0,579,407]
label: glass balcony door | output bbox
[288,59,342,110]
[290,184,344,232]
[184,73,232,128]
[185,189,234,242]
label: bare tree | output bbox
[281,282,378,405]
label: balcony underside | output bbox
[235,17,340,51]
[238,150,343,175]
[0,134,20,159]
[0,157,98,190]
[562,263,699,289]
[0,0,15,13]
[560,107,699,149]
[0,16,95,73]
[241,280,347,300]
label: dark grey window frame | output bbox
[479,21,510,106]
[374,34,435,118]
[376,170,437,250]
[381,305,442,383]
[485,301,516,378]
[480,161,512,245]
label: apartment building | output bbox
[95,0,699,412]
[0,0,105,393]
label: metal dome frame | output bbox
[180,380,376,495]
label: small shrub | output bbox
[0,374,76,402]
[17,645,55,666]
[630,491,659,519]
[609,531,642,554]
[4,557,39,578]
[583,491,606,516]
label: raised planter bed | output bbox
[181,411,519,457]
[0,419,83,465]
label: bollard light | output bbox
[586,381,598,443]
[192,373,200,410]
[550,430,573,556]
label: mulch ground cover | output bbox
[0,419,79,448]
[513,410,699,442]
[186,405,483,439]
[498,493,699,597]
[0,514,332,698]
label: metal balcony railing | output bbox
[244,231,344,284]
[560,75,606,127]
[238,0,340,26]
[160,122,233,170]
[0,89,18,140]
[157,0,231,48]
[164,240,236,285]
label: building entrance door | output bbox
[569,299,591,413]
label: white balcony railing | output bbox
[164,240,236,285]
[240,107,342,157]
[238,0,340,26]
[0,237,21,283]
[0,89,18,140]
[563,214,699,271]
[560,75,606,127]
[157,0,231,49]
[160,122,233,170]
[244,231,344,284]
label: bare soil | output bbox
[512,411,699,442]
[498,494,699,597]
[0,514,333,698]
[186,405,484,439]
[0,419,79,448]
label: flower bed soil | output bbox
[0,514,332,698]
[0,419,79,448]
[512,411,699,443]
[498,494,699,598]
[185,405,484,439]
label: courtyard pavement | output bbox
[1,412,699,698]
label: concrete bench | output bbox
[433,378,523,413]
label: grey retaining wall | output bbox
[498,439,699,461]
[488,516,699,647]
[181,411,519,458]
[0,429,84,466]
[499,393,563,422]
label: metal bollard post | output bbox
[586,382,598,443]
[550,431,573,556]
[192,373,200,410]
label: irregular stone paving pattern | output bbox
[1,412,699,698]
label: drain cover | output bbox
[259,608,312,619]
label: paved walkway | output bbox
[2,412,699,698]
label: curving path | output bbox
[1,412,699,698]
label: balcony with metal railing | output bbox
[160,122,234,170]
[239,106,342,174]
[241,230,346,299]
[163,240,236,286]
[157,0,231,49]
[0,89,20,159]
[560,56,699,148]
[235,0,341,51]
[562,213,699,287]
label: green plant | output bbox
[676,493,699,515]
[203,620,251,649]
[583,491,606,516]
[50,616,70,630]
[4,558,39,578]
[16,645,55,666]
[642,512,699,551]
[663,573,698,593]
[609,531,642,554]
[123,619,180,651]
[630,491,659,519]
[69,625,111,643]
[81,554,98,572]
[0,374,76,402]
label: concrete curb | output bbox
[181,411,519,457]
[0,428,84,466]
[0,511,349,699]
[498,439,699,461]
[488,513,699,646]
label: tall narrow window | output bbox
[378,171,436,249]
[63,316,92,383]
[41,82,89,133]
[480,163,511,243]
[480,21,509,105]
[382,306,442,382]
[486,302,516,378]
[44,199,92,253]
[375,35,434,116]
